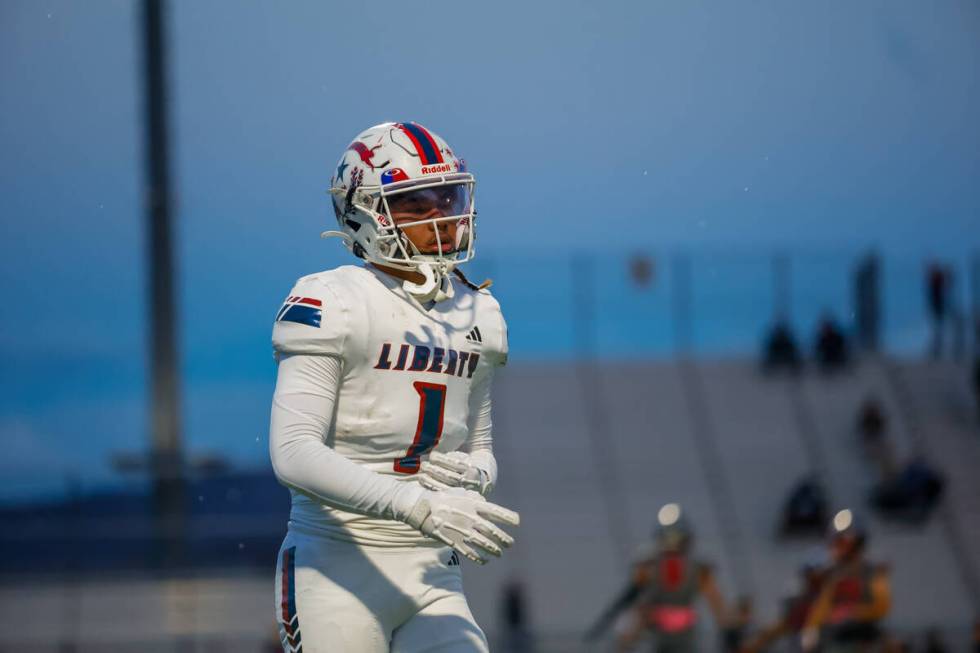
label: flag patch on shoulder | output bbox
[276,296,322,327]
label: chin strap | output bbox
[323,229,465,304]
[432,277,455,303]
[401,263,437,296]
[403,263,455,303]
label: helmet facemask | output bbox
[379,175,475,266]
[328,172,476,294]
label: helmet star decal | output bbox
[335,158,349,183]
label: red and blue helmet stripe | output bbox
[397,122,444,165]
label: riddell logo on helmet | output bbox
[420,163,453,175]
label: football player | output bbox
[269,122,520,652]
[587,504,728,653]
[800,510,891,653]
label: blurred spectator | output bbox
[923,627,949,653]
[856,397,946,523]
[814,313,850,371]
[857,397,886,444]
[780,476,829,537]
[856,397,898,480]
[763,321,802,373]
[871,457,945,523]
[500,578,533,653]
[629,253,655,289]
[927,263,949,358]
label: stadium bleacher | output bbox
[3,358,978,650]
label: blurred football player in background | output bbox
[268,122,519,652]
[741,556,826,652]
[801,510,891,653]
[587,503,729,652]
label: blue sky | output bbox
[1,0,978,500]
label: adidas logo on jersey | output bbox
[446,551,460,566]
[465,326,483,343]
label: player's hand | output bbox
[800,627,819,653]
[404,487,519,564]
[418,451,493,496]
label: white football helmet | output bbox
[325,122,476,296]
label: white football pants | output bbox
[274,528,489,653]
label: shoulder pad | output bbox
[271,271,350,357]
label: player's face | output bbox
[386,184,469,255]
[831,534,859,562]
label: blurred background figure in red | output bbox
[588,504,729,653]
[801,510,891,653]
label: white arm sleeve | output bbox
[268,353,424,521]
[461,366,498,487]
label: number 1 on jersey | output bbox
[393,382,447,474]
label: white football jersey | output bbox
[272,265,507,546]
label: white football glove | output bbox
[418,451,494,496]
[404,487,519,564]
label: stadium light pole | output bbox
[972,251,979,356]
[571,254,633,561]
[671,253,692,352]
[772,252,790,324]
[141,0,185,566]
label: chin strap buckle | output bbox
[403,263,456,303]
